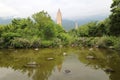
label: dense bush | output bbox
[41,40,53,48]
[96,36,114,48]
[0,11,66,48]
[10,38,30,48]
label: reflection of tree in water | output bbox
[32,62,54,80]
[1,48,120,80]
[0,49,64,80]
[108,53,120,80]
[57,62,62,72]
[78,48,120,80]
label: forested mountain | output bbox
[62,14,108,30]
[0,15,107,31]
[0,17,12,24]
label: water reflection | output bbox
[0,48,120,80]
[78,48,120,80]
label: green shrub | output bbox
[41,40,53,48]
[97,36,114,48]
[52,38,62,47]
[30,36,41,48]
[113,37,120,50]
[57,33,72,46]
[0,38,4,48]
[10,38,30,48]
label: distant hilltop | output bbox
[0,17,106,31]
[0,9,108,31]
[0,17,12,24]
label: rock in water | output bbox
[89,48,93,51]
[109,46,114,49]
[24,64,37,68]
[64,70,71,73]
[35,48,39,51]
[104,68,115,73]
[27,62,37,65]
[86,56,96,59]
[63,52,67,56]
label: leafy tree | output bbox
[0,25,4,37]
[43,22,57,40]
[77,22,97,37]
[78,26,89,37]
[101,18,111,35]
[68,29,77,37]
[109,0,120,36]
[32,11,53,27]
[12,18,33,29]
[87,22,97,37]
[96,20,110,36]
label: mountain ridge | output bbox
[0,15,107,30]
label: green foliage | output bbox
[32,11,52,27]
[1,32,21,48]
[114,37,120,50]
[69,29,77,37]
[95,36,120,50]
[0,11,67,48]
[96,22,107,36]
[72,37,99,47]
[71,36,120,50]
[97,36,114,48]
[0,25,4,37]
[57,33,72,46]
[1,32,21,45]
[109,0,120,36]
[12,18,33,29]
[0,7,120,50]
[69,20,110,37]
[77,24,89,37]
[10,38,30,48]
[41,40,53,48]
[52,38,62,47]
[42,22,57,40]
[30,36,41,48]
[87,22,98,36]
[0,37,4,48]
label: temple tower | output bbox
[75,22,78,29]
[57,9,62,26]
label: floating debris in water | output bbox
[24,62,39,68]
[47,57,54,61]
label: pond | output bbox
[0,47,120,80]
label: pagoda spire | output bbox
[56,9,62,26]
[75,22,78,29]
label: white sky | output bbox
[0,0,112,20]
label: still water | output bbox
[0,48,120,80]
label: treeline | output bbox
[70,0,120,37]
[0,11,72,48]
[0,0,120,50]
[69,0,120,50]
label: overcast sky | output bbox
[0,0,112,20]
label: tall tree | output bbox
[32,11,53,27]
[109,0,120,36]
